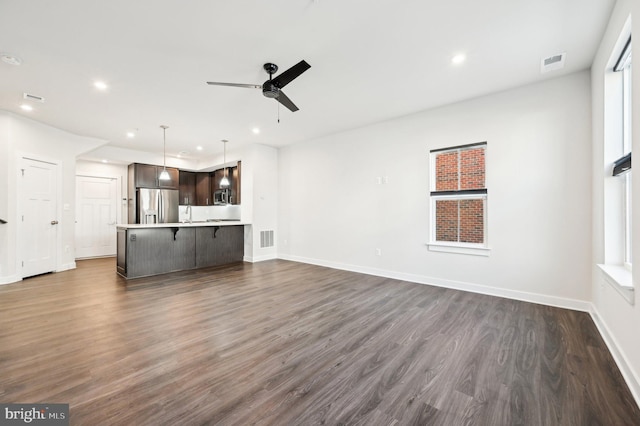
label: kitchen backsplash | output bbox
[178,204,241,222]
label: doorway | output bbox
[21,157,59,278]
[75,176,118,258]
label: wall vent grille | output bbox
[23,93,45,103]
[541,53,566,73]
[260,230,274,248]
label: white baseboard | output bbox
[589,304,640,409]
[1,262,76,285]
[244,254,278,263]
[0,274,22,285]
[56,262,76,272]
[278,254,591,312]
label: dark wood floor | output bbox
[1,258,638,425]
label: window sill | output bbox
[427,243,491,257]
[597,264,635,305]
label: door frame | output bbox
[16,152,63,279]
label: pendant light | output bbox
[158,125,170,180]
[220,139,230,187]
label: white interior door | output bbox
[75,176,118,258]
[22,158,58,278]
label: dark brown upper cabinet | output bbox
[178,171,196,205]
[195,172,212,206]
[130,163,179,189]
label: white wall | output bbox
[278,71,592,309]
[591,0,640,404]
[0,111,106,283]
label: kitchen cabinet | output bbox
[212,162,241,205]
[179,171,196,205]
[195,226,244,268]
[130,163,179,189]
[212,168,225,191]
[195,172,212,206]
[231,161,241,205]
[133,163,157,188]
[116,224,245,279]
[117,227,196,278]
[158,167,179,189]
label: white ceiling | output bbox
[0,0,613,161]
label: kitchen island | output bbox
[116,221,248,279]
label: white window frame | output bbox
[621,57,632,270]
[428,143,490,256]
[598,29,634,304]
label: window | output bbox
[614,36,632,269]
[429,142,488,255]
[598,31,633,304]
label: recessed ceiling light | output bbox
[101,159,108,163]
[196,146,203,151]
[126,131,135,138]
[451,54,466,65]
[252,127,260,134]
[20,104,33,111]
[94,81,108,91]
[1,53,22,66]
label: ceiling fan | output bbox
[207,60,311,112]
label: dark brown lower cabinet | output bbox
[196,226,244,268]
[117,225,244,279]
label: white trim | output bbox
[0,274,22,285]
[244,253,278,263]
[597,264,635,305]
[427,242,491,256]
[589,304,640,408]
[278,254,590,312]
[56,262,76,272]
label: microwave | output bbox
[214,188,230,205]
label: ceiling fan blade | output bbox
[206,82,262,89]
[271,60,311,88]
[275,91,299,112]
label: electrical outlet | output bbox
[376,248,382,256]
[383,176,389,184]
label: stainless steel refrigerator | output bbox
[137,188,179,224]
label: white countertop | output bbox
[117,221,249,229]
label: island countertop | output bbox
[117,221,250,229]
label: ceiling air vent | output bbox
[541,53,566,73]
[23,93,45,103]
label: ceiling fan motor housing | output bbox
[262,81,280,98]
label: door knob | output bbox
[51,220,59,225]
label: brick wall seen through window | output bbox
[431,143,487,246]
